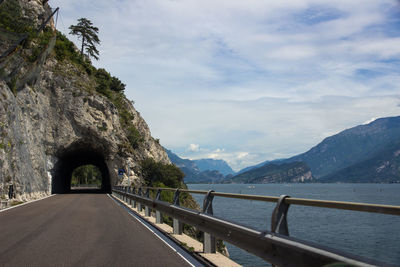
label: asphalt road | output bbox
[0,194,193,267]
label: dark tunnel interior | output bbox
[52,148,111,194]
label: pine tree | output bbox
[69,18,100,60]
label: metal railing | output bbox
[112,186,398,267]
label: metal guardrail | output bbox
[140,186,400,215]
[112,186,396,267]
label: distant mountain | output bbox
[321,141,400,183]
[193,159,234,176]
[165,149,228,183]
[236,158,286,174]
[228,162,312,184]
[285,116,400,179]
[232,116,400,184]
[236,160,270,175]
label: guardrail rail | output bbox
[112,186,399,267]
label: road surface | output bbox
[0,194,194,266]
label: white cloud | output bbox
[187,144,200,152]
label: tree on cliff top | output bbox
[69,18,100,60]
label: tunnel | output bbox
[52,146,111,194]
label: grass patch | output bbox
[10,200,24,206]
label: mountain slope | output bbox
[228,162,312,183]
[287,116,400,178]
[320,141,400,183]
[165,149,227,183]
[193,158,234,175]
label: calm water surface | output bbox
[187,183,400,266]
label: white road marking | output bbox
[107,194,198,267]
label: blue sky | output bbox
[51,0,400,171]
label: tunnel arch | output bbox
[52,144,111,194]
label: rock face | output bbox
[0,0,169,200]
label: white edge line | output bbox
[0,194,55,213]
[107,194,196,267]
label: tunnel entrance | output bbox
[52,147,111,194]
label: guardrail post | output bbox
[137,188,143,212]
[127,187,132,205]
[131,187,136,208]
[145,189,151,217]
[124,187,128,202]
[155,189,163,224]
[271,195,291,236]
[203,190,216,253]
[173,189,183,235]
[116,187,120,199]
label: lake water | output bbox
[187,183,400,266]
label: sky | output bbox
[50,0,400,171]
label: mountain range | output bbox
[166,116,400,184]
[230,116,400,183]
[165,149,229,183]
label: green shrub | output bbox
[54,32,78,61]
[127,126,142,149]
[0,0,33,33]
[94,68,113,97]
[54,32,95,75]
[140,158,184,188]
[27,29,53,62]
[110,76,125,92]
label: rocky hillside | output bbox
[321,141,400,183]
[287,116,400,178]
[0,0,170,200]
[227,161,312,184]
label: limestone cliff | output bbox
[0,0,170,200]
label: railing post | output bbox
[271,195,291,236]
[145,189,151,217]
[203,190,216,253]
[172,189,183,235]
[124,187,128,202]
[131,187,136,208]
[155,189,163,224]
[127,187,132,205]
[137,188,143,212]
